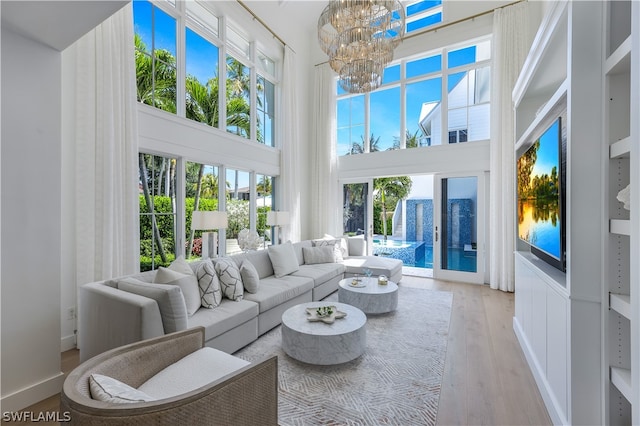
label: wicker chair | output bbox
[60,327,278,425]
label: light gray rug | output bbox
[234,286,453,426]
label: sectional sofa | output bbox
[79,236,403,362]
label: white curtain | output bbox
[489,1,531,292]
[280,46,301,242]
[310,64,339,238]
[74,4,140,284]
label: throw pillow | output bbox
[239,260,260,293]
[267,242,300,277]
[154,266,200,317]
[195,260,222,309]
[312,238,344,262]
[117,278,187,333]
[303,246,336,265]
[89,374,156,403]
[213,258,244,301]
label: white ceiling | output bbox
[1,1,129,51]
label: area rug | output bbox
[234,286,453,425]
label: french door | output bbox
[342,180,373,255]
[433,172,485,284]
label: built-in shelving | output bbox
[610,293,631,320]
[611,366,633,402]
[610,137,631,159]
[605,35,631,75]
[610,219,631,235]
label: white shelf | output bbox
[610,293,631,320]
[610,219,631,235]
[605,35,632,75]
[611,366,633,402]
[610,136,631,159]
[515,80,568,150]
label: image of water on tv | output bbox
[517,120,561,259]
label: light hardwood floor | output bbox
[14,274,551,426]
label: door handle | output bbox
[435,226,438,242]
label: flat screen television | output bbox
[517,117,566,272]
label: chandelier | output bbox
[318,0,405,93]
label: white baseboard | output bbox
[513,317,568,426]
[0,372,65,412]
[61,334,76,352]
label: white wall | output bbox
[1,27,64,411]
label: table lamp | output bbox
[191,211,228,258]
[266,211,290,245]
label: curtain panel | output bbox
[74,4,140,284]
[489,1,531,292]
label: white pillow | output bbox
[154,267,200,317]
[118,278,187,333]
[267,242,300,277]
[89,374,156,403]
[312,238,344,262]
[213,258,244,301]
[239,260,260,293]
[303,246,335,265]
[195,260,222,309]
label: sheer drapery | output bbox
[74,4,140,284]
[280,46,301,242]
[489,1,531,292]
[310,63,339,238]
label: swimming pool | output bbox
[372,239,476,272]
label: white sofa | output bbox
[78,237,402,362]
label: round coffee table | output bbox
[281,302,366,365]
[338,277,398,314]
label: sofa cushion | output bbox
[342,255,403,278]
[240,260,260,293]
[138,347,250,400]
[188,299,258,341]
[312,238,344,262]
[242,250,274,279]
[213,258,244,301]
[242,275,313,313]
[267,242,299,277]
[89,374,156,403]
[302,246,335,265]
[291,263,345,287]
[292,240,312,265]
[195,260,222,309]
[117,278,188,333]
[154,262,200,317]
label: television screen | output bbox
[517,118,565,270]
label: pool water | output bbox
[372,239,477,273]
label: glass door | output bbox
[433,173,485,283]
[342,180,373,255]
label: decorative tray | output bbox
[348,280,367,288]
[306,306,347,324]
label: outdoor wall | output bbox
[1,27,64,411]
[405,198,473,248]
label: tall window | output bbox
[336,38,491,154]
[256,174,274,247]
[185,162,219,259]
[185,27,220,127]
[139,153,177,271]
[257,76,275,146]
[405,0,443,33]
[226,168,251,254]
[226,55,251,139]
[133,1,177,112]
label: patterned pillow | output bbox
[195,260,222,309]
[89,374,156,403]
[240,260,260,294]
[213,258,244,301]
[312,238,344,262]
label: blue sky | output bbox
[532,119,561,178]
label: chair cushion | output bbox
[240,260,260,293]
[89,374,156,403]
[213,258,244,301]
[195,260,222,309]
[138,347,250,400]
[117,278,187,333]
[267,242,299,277]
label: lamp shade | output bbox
[191,211,228,230]
[266,211,290,226]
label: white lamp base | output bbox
[201,231,218,258]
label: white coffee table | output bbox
[338,277,398,314]
[281,302,366,365]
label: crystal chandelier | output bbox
[318,0,405,93]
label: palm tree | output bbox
[362,134,381,152]
[257,175,272,196]
[374,176,412,240]
[391,130,421,150]
[134,34,176,113]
